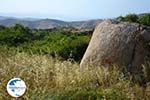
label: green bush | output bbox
[0,25,91,61]
[21,32,90,61]
[0,24,32,45]
[118,13,150,26]
[118,14,139,23]
[139,14,150,26]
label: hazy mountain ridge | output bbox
[0,16,102,29]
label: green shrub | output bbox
[118,13,150,26]
[118,14,139,23]
[23,33,90,61]
[0,24,32,45]
[139,14,150,26]
[0,25,91,61]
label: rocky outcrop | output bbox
[80,20,150,73]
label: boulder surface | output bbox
[80,20,150,73]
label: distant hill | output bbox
[138,13,150,18]
[0,16,102,29]
[69,20,102,29]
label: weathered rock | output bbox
[80,20,150,72]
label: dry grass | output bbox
[0,52,150,100]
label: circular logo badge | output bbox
[6,78,26,98]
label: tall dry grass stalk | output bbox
[0,52,150,100]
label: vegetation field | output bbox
[0,51,150,100]
[0,13,150,100]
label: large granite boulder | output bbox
[80,20,150,73]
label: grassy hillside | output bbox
[0,52,150,100]
[0,23,150,100]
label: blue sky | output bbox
[0,0,150,21]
